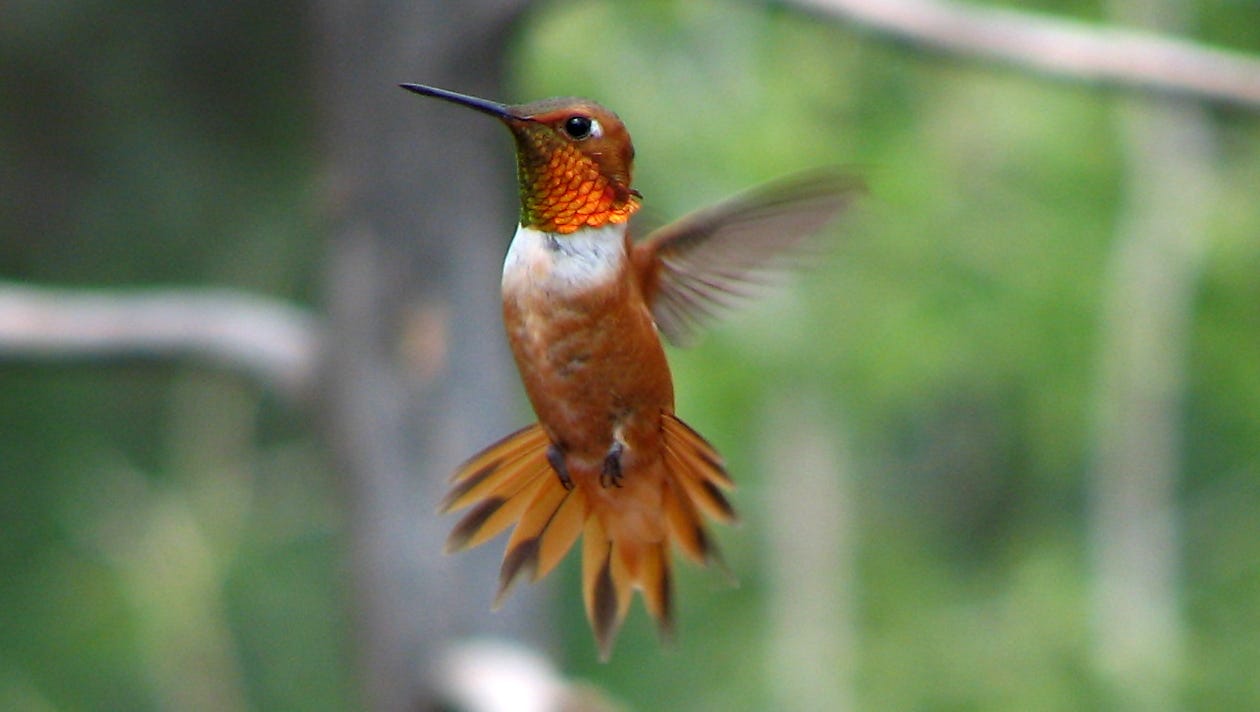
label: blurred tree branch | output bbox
[1087,0,1216,707]
[790,0,1260,110]
[0,281,319,399]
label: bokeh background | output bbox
[3,1,1260,710]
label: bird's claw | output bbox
[600,441,624,488]
[547,444,574,491]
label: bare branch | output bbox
[0,281,320,398]
[790,0,1260,110]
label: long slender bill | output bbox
[399,83,515,120]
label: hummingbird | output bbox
[401,83,862,659]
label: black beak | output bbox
[399,83,515,121]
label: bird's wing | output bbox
[631,168,865,346]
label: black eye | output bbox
[563,115,593,139]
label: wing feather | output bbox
[633,168,864,345]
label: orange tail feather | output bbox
[442,414,733,659]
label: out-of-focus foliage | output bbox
[0,2,345,710]
[516,1,1260,709]
[3,0,1260,710]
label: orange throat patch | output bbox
[517,142,639,234]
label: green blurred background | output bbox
[3,1,1260,710]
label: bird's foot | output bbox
[600,441,624,488]
[547,444,574,491]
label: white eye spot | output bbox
[588,118,603,138]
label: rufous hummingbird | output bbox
[401,83,862,659]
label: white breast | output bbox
[501,223,627,294]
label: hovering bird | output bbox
[401,83,862,659]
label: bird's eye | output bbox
[563,115,598,140]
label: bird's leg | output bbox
[546,443,574,491]
[600,441,624,488]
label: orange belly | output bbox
[501,224,675,542]
[501,225,674,474]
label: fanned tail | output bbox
[442,424,555,553]
[442,414,735,660]
[579,517,675,660]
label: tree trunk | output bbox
[312,1,542,709]
[761,392,856,712]
[1089,0,1217,707]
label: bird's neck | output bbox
[502,222,629,296]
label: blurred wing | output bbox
[632,168,865,345]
